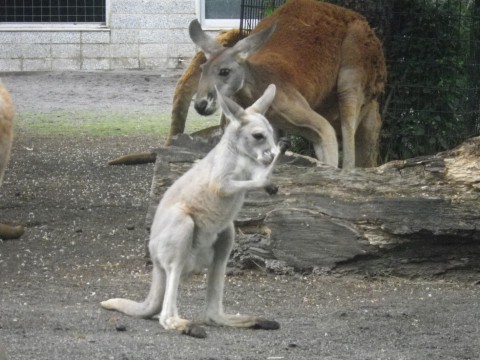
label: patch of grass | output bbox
[15,111,220,138]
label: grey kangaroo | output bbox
[101,84,287,338]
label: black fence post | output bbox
[469,0,480,136]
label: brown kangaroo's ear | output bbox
[189,19,224,57]
[231,22,277,62]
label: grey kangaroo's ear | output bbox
[189,19,224,57]
[231,21,277,62]
[215,86,245,124]
[247,84,276,115]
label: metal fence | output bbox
[239,0,480,160]
[239,0,287,35]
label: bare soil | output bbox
[0,72,479,360]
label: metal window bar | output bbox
[239,0,286,36]
[0,0,106,23]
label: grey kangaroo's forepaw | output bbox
[182,324,207,338]
[250,319,280,330]
[264,183,278,195]
[278,137,291,154]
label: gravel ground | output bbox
[0,71,479,360]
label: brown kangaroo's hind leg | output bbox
[0,80,25,240]
[355,100,382,167]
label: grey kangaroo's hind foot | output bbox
[101,85,282,338]
[182,316,280,338]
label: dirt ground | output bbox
[0,72,479,360]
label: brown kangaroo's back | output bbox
[250,1,385,109]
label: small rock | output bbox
[225,267,242,276]
[125,224,135,231]
[182,324,207,338]
[115,323,127,332]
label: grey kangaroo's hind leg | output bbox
[203,223,280,330]
[157,210,207,338]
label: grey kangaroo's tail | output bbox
[101,266,164,318]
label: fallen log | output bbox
[145,135,480,277]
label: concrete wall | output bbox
[0,0,198,72]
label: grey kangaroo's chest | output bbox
[169,154,250,232]
[188,191,245,233]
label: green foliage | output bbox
[381,0,475,161]
[288,135,315,157]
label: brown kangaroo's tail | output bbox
[108,152,157,166]
[0,224,25,240]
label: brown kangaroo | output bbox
[178,0,386,168]
[0,80,24,240]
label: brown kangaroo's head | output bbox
[188,19,276,116]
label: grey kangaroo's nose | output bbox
[194,100,209,114]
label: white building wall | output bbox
[0,0,199,72]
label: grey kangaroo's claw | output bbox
[278,137,291,154]
[264,183,278,195]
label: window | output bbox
[0,0,107,28]
[198,0,241,29]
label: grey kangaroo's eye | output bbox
[219,68,230,76]
[252,133,265,141]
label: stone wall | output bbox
[0,0,198,71]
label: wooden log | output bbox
[145,135,480,276]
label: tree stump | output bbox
[146,135,480,277]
